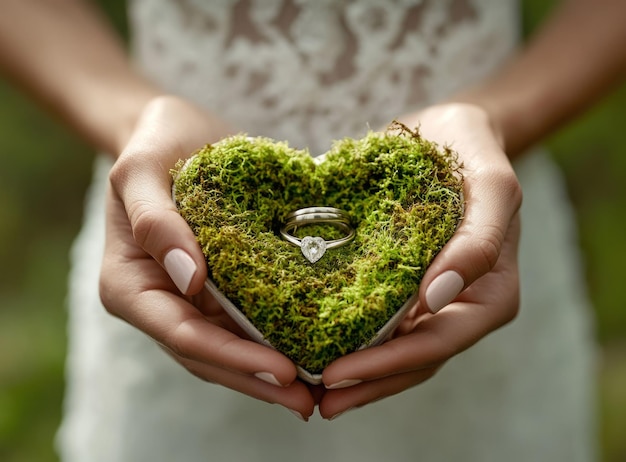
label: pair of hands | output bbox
[99,95,522,421]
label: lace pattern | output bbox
[129,0,518,155]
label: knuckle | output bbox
[477,166,523,211]
[499,170,523,210]
[128,201,162,249]
[162,330,187,360]
[471,225,503,273]
[108,149,155,194]
[108,152,178,254]
[161,320,197,361]
[108,153,135,191]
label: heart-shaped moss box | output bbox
[172,123,463,383]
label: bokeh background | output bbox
[1,1,625,461]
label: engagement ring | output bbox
[279,207,355,263]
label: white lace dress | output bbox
[57,1,598,461]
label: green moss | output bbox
[172,122,463,373]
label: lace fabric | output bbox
[129,0,518,154]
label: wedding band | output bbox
[279,207,355,263]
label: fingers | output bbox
[101,188,297,384]
[100,183,314,417]
[319,367,439,420]
[318,212,521,417]
[319,301,509,419]
[106,284,313,417]
[140,292,314,418]
[174,356,316,420]
[135,290,302,389]
[323,297,513,388]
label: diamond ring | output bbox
[279,207,355,263]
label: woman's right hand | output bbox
[318,103,522,419]
[99,96,316,421]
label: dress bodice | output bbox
[129,0,519,154]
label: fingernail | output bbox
[288,409,308,422]
[425,270,464,313]
[326,378,362,390]
[255,371,283,387]
[163,248,197,294]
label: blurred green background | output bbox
[1,1,625,461]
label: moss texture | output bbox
[172,122,463,373]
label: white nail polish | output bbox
[425,270,464,313]
[163,248,197,294]
[326,378,362,390]
[255,371,282,387]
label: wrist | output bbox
[444,83,529,159]
[399,101,508,155]
[66,77,164,157]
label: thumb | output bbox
[400,103,523,314]
[109,153,208,295]
[420,159,522,313]
[108,135,211,296]
[107,96,236,295]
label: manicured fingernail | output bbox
[255,371,282,387]
[163,248,197,294]
[288,409,308,422]
[425,270,464,313]
[326,379,362,390]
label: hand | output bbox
[317,103,522,420]
[99,96,316,420]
